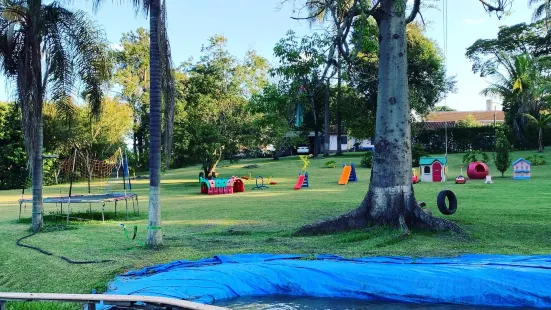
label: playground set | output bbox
[338,163,358,185]
[18,148,138,222]
[419,157,447,182]
[294,172,309,190]
[513,158,531,180]
[467,161,489,179]
[200,176,245,195]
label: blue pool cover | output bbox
[102,254,551,308]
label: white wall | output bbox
[328,135,372,151]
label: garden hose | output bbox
[16,231,115,264]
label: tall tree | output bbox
[93,0,175,248]
[0,0,111,232]
[523,113,551,152]
[494,126,511,176]
[186,36,268,174]
[291,0,511,236]
[113,28,150,169]
[529,0,551,28]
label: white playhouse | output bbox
[419,157,447,182]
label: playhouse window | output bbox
[424,166,430,174]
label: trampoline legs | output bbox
[101,202,105,222]
[114,200,117,217]
[132,197,135,214]
[18,202,22,222]
[125,199,129,220]
[136,195,139,215]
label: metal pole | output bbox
[67,148,77,224]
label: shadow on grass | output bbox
[17,210,144,225]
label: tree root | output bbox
[295,186,464,237]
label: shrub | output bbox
[493,127,511,177]
[412,143,428,167]
[526,154,547,165]
[324,160,337,168]
[361,152,373,168]
[299,154,313,172]
[462,150,489,163]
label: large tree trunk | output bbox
[324,79,330,157]
[146,0,163,248]
[297,0,461,236]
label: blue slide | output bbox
[100,253,551,308]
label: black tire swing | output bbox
[437,190,457,215]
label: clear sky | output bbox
[0,1,537,111]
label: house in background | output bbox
[308,126,374,153]
[421,100,505,130]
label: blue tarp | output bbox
[103,254,551,308]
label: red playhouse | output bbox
[200,176,245,195]
[467,162,489,180]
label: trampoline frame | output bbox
[18,148,139,223]
[18,192,139,222]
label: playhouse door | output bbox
[432,162,442,182]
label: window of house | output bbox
[341,136,348,144]
[424,166,430,174]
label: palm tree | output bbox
[0,0,111,232]
[93,0,175,247]
[481,53,540,146]
[523,113,551,152]
[529,0,551,28]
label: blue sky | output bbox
[0,1,537,111]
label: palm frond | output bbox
[43,4,111,118]
[159,0,175,169]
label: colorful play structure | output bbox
[252,176,269,190]
[294,172,309,190]
[419,157,447,182]
[513,158,531,180]
[412,168,419,184]
[455,166,467,184]
[338,163,358,185]
[467,161,489,179]
[200,176,245,195]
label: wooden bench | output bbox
[0,292,229,310]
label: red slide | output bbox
[293,175,305,190]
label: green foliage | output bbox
[0,103,27,190]
[526,153,547,165]
[346,20,456,138]
[184,35,270,175]
[299,154,313,172]
[456,114,480,127]
[463,150,490,163]
[412,143,428,167]
[360,152,373,168]
[324,160,337,168]
[433,105,456,112]
[494,127,512,177]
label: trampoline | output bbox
[18,148,139,222]
[18,192,139,222]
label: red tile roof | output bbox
[425,111,505,123]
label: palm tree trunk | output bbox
[30,0,44,232]
[538,127,543,153]
[335,53,343,156]
[146,0,163,247]
[324,79,330,157]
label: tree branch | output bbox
[406,0,421,24]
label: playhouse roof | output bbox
[513,158,531,166]
[419,157,447,166]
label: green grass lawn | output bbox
[1,150,551,309]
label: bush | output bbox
[462,150,489,163]
[361,152,373,168]
[412,143,428,167]
[324,160,337,168]
[526,154,547,165]
[493,127,511,177]
[299,154,313,172]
